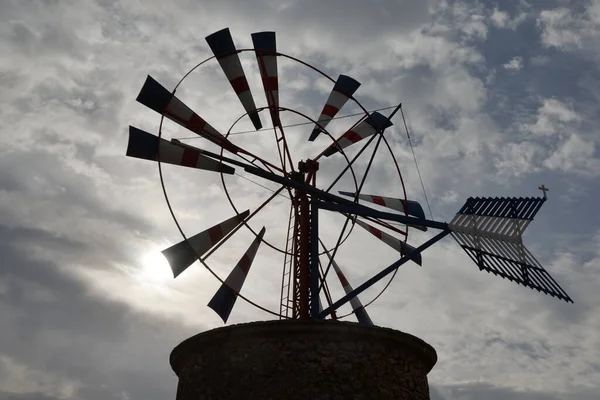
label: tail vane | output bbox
[449,196,572,303]
[206,28,262,130]
[208,227,266,322]
[323,112,392,156]
[136,76,238,153]
[126,126,235,174]
[309,75,361,141]
[252,31,280,128]
[322,247,373,325]
[355,219,422,266]
[162,210,250,278]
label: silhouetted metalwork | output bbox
[126,27,573,328]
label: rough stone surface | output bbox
[170,320,437,400]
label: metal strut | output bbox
[290,160,320,319]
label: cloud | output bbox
[537,1,600,62]
[523,98,580,136]
[503,56,523,70]
[431,382,600,400]
[0,355,79,399]
[543,133,599,174]
[538,7,584,50]
[490,8,510,28]
[1,0,600,399]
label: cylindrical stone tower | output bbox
[170,320,437,399]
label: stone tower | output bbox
[170,320,437,399]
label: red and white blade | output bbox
[208,227,266,322]
[354,219,422,266]
[161,210,250,278]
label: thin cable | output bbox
[174,106,397,140]
[236,173,291,201]
[400,106,434,220]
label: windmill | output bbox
[126,28,572,328]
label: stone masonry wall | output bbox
[170,320,437,400]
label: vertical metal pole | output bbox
[298,192,310,319]
[310,196,320,318]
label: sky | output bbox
[1,0,600,399]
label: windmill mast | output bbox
[126,26,575,400]
[290,159,319,319]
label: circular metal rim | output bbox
[156,48,410,320]
[219,105,361,257]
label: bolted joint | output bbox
[298,159,319,174]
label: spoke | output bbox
[174,106,397,139]
[158,140,284,318]
[200,186,284,262]
[218,106,286,174]
[235,151,276,175]
[318,258,337,319]
[324,132,378,193]
[364,216,407,236]
[236,146,285,174]
[324,103,402,193]
[272,126,287,173]
[320,238,373,325]
[318,229,451,319]
[236,173,291,201]
[351,213,407,236]
[319,127,386,290]
[313,115,366,163]
[276,123,296,173]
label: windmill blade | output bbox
[355,219,422,266]
[450,196,573,303]
[208,227,266,322]
[136,76,239,153]
[322,247,373,325]
[339,191,425,219]
[206,28,262,130]
[126,126,235,174]
[162,210,250,278]
[338,191,427,231]
[252,31,280,128]
[309,75,361,141]
[323,111,392,157]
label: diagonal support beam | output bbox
[317,229,451,319]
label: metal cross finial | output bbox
[538,184,549,199]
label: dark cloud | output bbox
[431,382,600,400]
[0,0,599,398]
[0,224,200,399]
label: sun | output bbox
[139,249,173,284]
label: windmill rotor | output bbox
[127,27,573,326]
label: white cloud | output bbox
[493,140,543,177]
[503,56,523,70]
[538,7,584,49]
[524,98,581,136]
[537,1,600,58]
[491,8,509,28]
[1,0,600,399]
[543,133,599,175]
[497,98,600,177]
[0,355,80,399]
